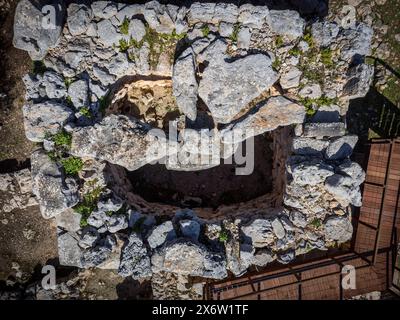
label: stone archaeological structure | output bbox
[11,0,374,298]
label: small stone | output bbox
[67,3,93,36]
[179,219,201,241]
[292,137,329,156]
[280,67,302,89]
[147,221,176,249]
[118,233,152,279]
[299,84,322,99]
[303,122,346,138]
[325,135,358,160]
[324,216,353,243]
[272,218,286,239]
[68,79,89,108]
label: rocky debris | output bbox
[325,135,358,160]
[13,0,65,59]
[68,79,89,108]
[31,150,79,219]
[277,249,295,264]
[67,3,93,36]
[151,271,204,300]
[147,221,177,249]
[151,239,227,279]
[57,229,83,267]
[198,39,278,124]
[253,249,275,267]
[241,218,275,248]
[310,105,341,123]
[41,71,67,99]
[325,174,362,207]
[23,101,74,142]
[0,169,37,213]
[237,4,269,28]
[118,233,152,279]
[324,216,353,243]
[81,234,117,268]
[91,1,117,19]
[299,84,322,99]
[172,49,198,121]
[280,67,302,89]
[221,96,305,143]
[70,115,173,171]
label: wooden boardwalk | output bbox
[206,139,400,300]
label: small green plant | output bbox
[47,150,58,162]
[218,229,229,243]
[79,106,92,118]
[64,77,73,88]
[74,184,104,227]
[201,24,210,37]
[61,157,83,175]
[118,38,130,52]
[365,56,375,66]
[32,60,47,75]
[229,23,240,43]
[302,30,314,48]
[120,17,130,35]
[272,57,281,70]
[98,95,110,114]
[275,35,284,47]
[289,47,302,56]
[320,48,333,67]
[310,218,322,229]
[52,130,72,147]
[65,96,73,107]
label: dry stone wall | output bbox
[11,0,374,294]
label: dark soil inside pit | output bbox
[127,133,274,208]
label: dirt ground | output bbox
[0,0,35,164]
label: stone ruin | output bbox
[8,0,374,298]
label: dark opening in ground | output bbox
[127,133,274,208]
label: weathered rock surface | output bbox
[31,150,79,219]
[221,96,305,143]
[147,221,176,249]
[118,233,152,279]
[324,174,362,207]
[67,3,93,36]
[13,0,66,59]
[324,216,353,243]
[241,218,275,248]
[292,137,329,156]
[172,49,198,121]
[151,239,227,279]
[289,160,334,186]
[325,135,358,160]
[70,115,173,171]
[198,39,278,123]
[269,10,305,39]
[23,102,74,142]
